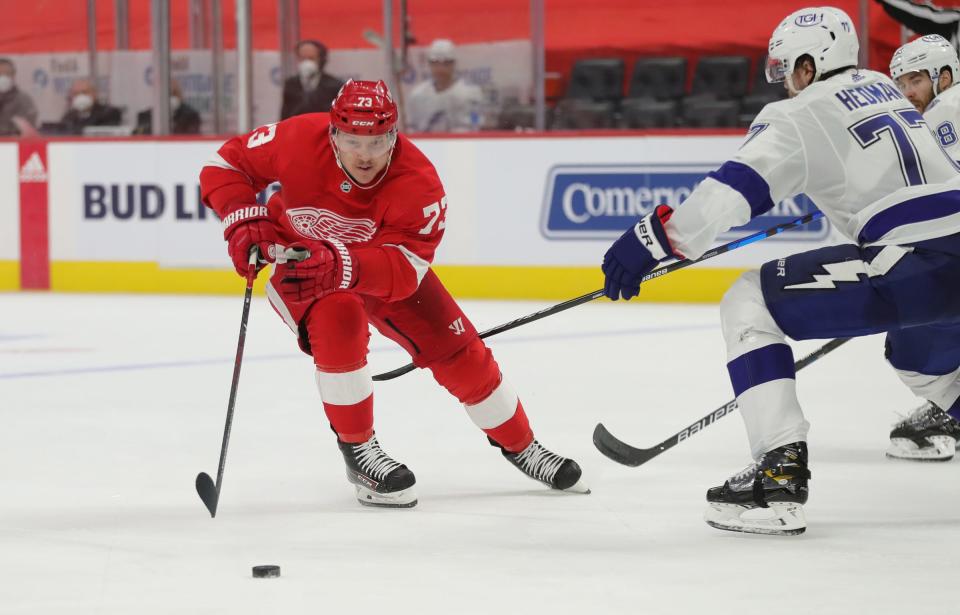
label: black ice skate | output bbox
[887,402,960,462]
[337,433,417,508]
[490,437,590,494]
[704,442,809,536]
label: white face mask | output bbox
[298,59,319,79]
[170,96,181,111]
[0,75,12,93]
[71,93,94,112]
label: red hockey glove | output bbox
[276,239,358,304]
[222,205,280,277]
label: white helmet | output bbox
[890,34,960,95]
[766,7,859,84]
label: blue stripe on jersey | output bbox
[858,190,960,244]
[706,161,776,217]
[727,343,795,397]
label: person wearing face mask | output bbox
[59,78,122,135]
[0,58,38,136]
[280,39,345,120]
[134,79,201,135]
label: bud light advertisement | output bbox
[540,164,828,240]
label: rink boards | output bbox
[0,133,839,300]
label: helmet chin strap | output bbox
[329,130,396,191]
[932,70,944,96]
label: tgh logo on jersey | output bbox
[286,207,377,243]
[540,164,829,240]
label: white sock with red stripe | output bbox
[316,364,375,443]
[464,379,533,453]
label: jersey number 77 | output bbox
[848,108,960,187]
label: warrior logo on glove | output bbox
[276,239,357,306]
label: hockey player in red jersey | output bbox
[200,80,588,508]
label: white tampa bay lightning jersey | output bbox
[406,78,484,132]
[924,84,960,164]
[666,69,960,260]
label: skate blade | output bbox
[886,437,955,462]
[354,484,418,509]
[704,502,806,536]
[560,478,591,494]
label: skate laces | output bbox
[514,441,566,482]
[894,402,954,430]
[352,437,402,480]
[730,447,804,484]
[729,460,761,483]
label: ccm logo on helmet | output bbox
[352,120,375,126]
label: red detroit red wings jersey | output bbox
[200,113,447,301]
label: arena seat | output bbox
[553,99,617,129]
[620,98,677,129]
[565,58,625,104]
[496,102,554,130]
[691,56,751,100]
[681,97,740,128]
[628,57,687,101]
[739,56,788,125]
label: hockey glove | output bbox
[602,205,677,301]
[276,239,358,304]
[222,205,280,277]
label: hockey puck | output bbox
[252,565,280,578]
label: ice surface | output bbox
[1,293,956,614]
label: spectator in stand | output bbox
[134,79,201,135]
[407,39,484,132]
[874,0,960,50]
[0,58,38,137]
[59,78,122,135]
[280,40,345,120]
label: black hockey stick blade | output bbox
[594,337,850,467]
[195,472,219,517]
[593,423,660,467]
[372,212,825,382]
[195,248,258,518]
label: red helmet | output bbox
[330,79,398,135]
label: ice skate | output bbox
[491,437,590,494]
[337,433,417,508]
[887,402,960,462]
[704,442,809,536]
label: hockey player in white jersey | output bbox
[601,7,960,535]
[891,34,960,158]
[886,34,960,461]
[406,39,484,132]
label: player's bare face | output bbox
[334,130,396,184]
[786,64,815,98]
[895,71,935,112]
[429,60,456,91]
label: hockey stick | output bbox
[372,211,825,382]
[196,248,259,517]
[593,337,851,467]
